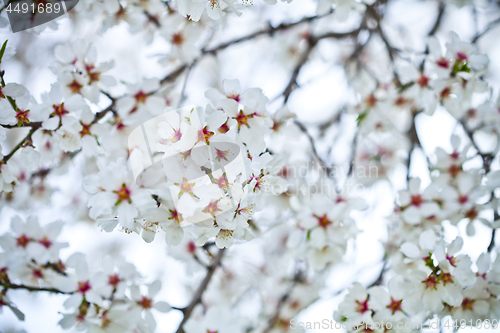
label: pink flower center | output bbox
[198,126,214,143]
[203,201,220,216]
[173,129,182,142]
[115,184,131,204]
[139,297,153,309]
[134,91,147,104]
[461,298,474,311]
[108,274,121,287]
[387,298,402,314]
[456,52,468,61]
[440,272,454,285]
[235,111,253,129]
[446,254,457,267]
[16,109,29,124]
[410,195,423,207]
[227,94,240,102]
[187,241,196,254]
[78,281,91,294]
[68,80,82,94]
[215,148,229,162]
[218,121,230,133]
[53,104,68,118]
[365,94,377,107]
[417,75,429,88]
[180,180,194,194]
[314,214,332,228]
[39,236,52,249]
[437,57,449,68]
[80,123,92,137]
[423,275,438,290]
[172,33,184,45]
[448,164,461,177]
[465,208,478,220]
[217,175,229,190]
[355,299,369,314]
[458,195,469,205]
[32,269,44,279]
[169,209,182,224]
[16,234,30,248]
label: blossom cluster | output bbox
[0,0,499,331]
[0,216,171,332]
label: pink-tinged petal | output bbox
[419,230,436,250]
[42,117,60,131]
[448,237,463,255]
[388,275,407,300]
[117,202,138,229]
[130,285,141,301]
[164,226,184,246]
[148,280,162,298]
[474,300,489,315]
[116,97,136,116]
[144,309,156,330]
[205,88,225,106]
[143,78,160,93]
[44,220,64,239]
[85,290,103,305]
[400,242,420,259]
[141,228,155,243]
[63,293,83,308]
[476,253,491,273]
[58,314,78,329]
[222,79,241,97]
[466,222,476,236]
[309,228,326,249]
[154,301,171,313]
[368,286,390,311]
[402,206,421,224]
[146,96,166,116]
[421,202,439,217]
[97,218,119,232]
[3,83,27,98]
[408,178,421,194]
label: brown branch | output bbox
[202,10,335,55]
[175,248,226,333]
[488,228,497,253]
[428,3,446,37]
[472,16,500,43]
[294,120,333,176]
[347,131,359,177]
[283,38,317,104]
[261,267,305,333]
[2,124,40,163]
[1,282,73,295]
[420,3,446,70]
[406,112,421,180]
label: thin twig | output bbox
[472,16,500,43]
[1,282,73,295]
[175,248,226,333]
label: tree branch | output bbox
[1,282,73,295]
[175,248,226,333]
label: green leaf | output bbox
[0,40,8,64]
[356,111,368,126]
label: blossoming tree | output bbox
[1,0,500,332]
